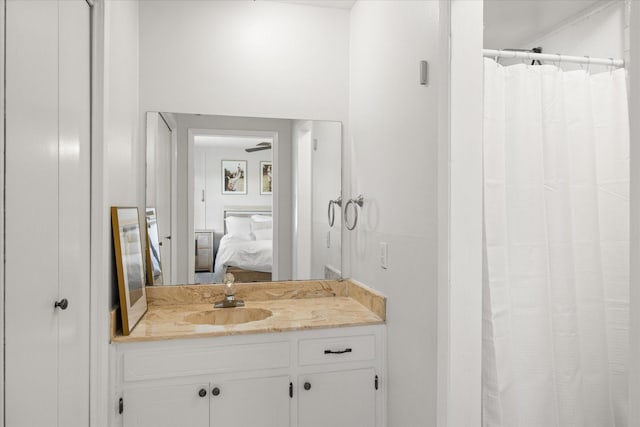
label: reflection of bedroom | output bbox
[153,112,343,286]
[193,134,273,282]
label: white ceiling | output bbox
[484,0,602,49]
[269,0,356,10]
[194,135,272,150]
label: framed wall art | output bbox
[260,161,273,195]
[222,160,247,195]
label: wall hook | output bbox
[328,196,342,227]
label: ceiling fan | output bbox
[245,142,272,152]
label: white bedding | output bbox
[212,234,272,283]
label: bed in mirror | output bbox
[146,112,343,285]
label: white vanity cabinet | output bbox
[111,325,385,427]
[298,369,376,427]
[123,382,210,427]
[297,334,379,427]
[122,376,290,427]
[210,375,291,426]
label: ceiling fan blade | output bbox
[245,142,272,152]
[245,146,271,152]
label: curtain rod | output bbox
[483,49,624,68]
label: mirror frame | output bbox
[111,206,148,335]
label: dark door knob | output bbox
[304,382,311,391]
[212,387,220,396]
[54,299,68,310]
[198,388,207,398]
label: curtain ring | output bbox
[553,53,561,69]
[583,55,591,73]
[495,49,501,65]
[344,195,364,231]
[327,196,342,228]
[609,57,615,73]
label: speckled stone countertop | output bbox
[111,279,386,343]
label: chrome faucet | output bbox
[214,273,245,308]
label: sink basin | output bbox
[184,308,272,325]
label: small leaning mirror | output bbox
[111,207,148,335]
[145,208,164,285]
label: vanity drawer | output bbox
[298,334,375,366]
[123,341,290,381]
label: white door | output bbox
[210,376,291,427]
[193,146,206,231]
[4,1,90,426]
[294,126,313,279]
[156,115,173,284]
[298,369,376,427]
[123,383,210,427]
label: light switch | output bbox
[420,60,428,86]
[380,242,389,269]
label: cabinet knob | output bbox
[212,387,220,396]
[54,298,69,310]
[198,388,207,398]
[304,382,311,391]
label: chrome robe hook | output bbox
[328,196,342,227]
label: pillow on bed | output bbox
[252,228,272,241]
[250,215,272,231]
[225,216,253,240]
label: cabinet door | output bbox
[123,383,209,427]
[210,375,290,427]
[298,369,376,427]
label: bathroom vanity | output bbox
[110,280,387,427]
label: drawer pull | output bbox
[324,348,352,355]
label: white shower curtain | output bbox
[482,59,629,427]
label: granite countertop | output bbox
[111,279,386,343]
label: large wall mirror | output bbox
[146,112,343,285]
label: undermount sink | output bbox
[184,308,272,325]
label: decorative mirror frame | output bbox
[111,207,148,335]
[145,208,164,285]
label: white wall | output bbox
[310,121,342,278]
[291,120,342,280]
[501,1,626,72]
[348,1,439,425]
[0,1,4,422]
[138,0,349,122]
[102,0,143,306]
[194,145,273,233]
[91,1,143,425]
[292,120,313,279]
[526,1,624,70]
[628,1,640,424]
[438,1,484,426]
